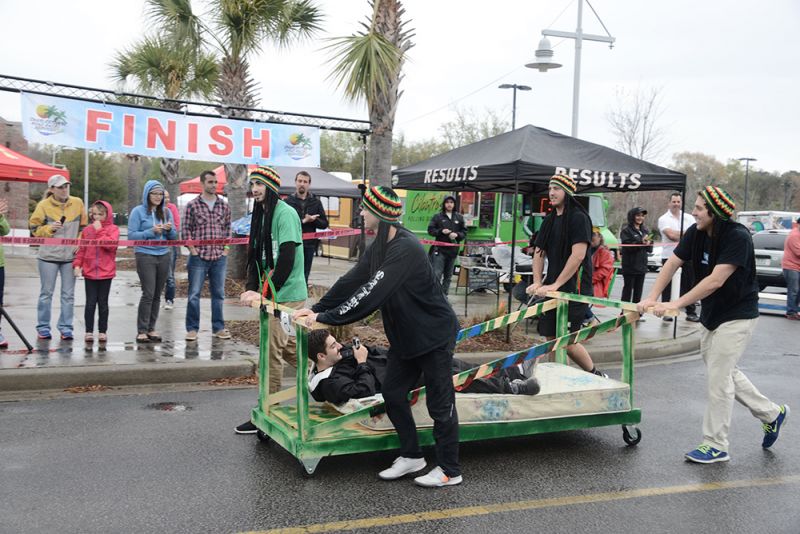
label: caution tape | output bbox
[0,227,361,248]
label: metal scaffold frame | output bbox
[253,291,644,475]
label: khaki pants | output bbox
[700,318,781,451]
[268,300,305,394]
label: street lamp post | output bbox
[526,0,615,137]
[738,157,756,211]
[498,84,531,130]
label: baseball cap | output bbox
[48,174,69,188]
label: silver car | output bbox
[752,229,789,290]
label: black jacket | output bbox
[313,227,460,359]
[285,193,329,245]
[309,346,389,404]
[619,209,653,275]
[427,205,466,258]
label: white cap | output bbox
[47,174,69,188]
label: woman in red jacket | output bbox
[73,200,119,343]
[591,230,615,298]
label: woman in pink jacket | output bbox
[73,200,119,343]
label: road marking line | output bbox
[242,474,800,534]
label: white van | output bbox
[737,211,800,233]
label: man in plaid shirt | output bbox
[183,170,232,341]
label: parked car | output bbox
[752,229,789,290]
[647,246,663,272]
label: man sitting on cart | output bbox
[307,329,540,405]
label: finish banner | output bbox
[20,93,320,166]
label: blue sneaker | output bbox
[685,444,729,464]
[37,328,52,340]
[60,330,74,341]
[762,405,789,449]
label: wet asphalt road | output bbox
[1,314,799,534]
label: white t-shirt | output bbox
[657,210,695,259]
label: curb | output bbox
[0,360,255,392]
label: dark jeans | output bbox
[84,278,112,333]
[451,358,524,394]
[661,258,696,314]
[164,247,178,302]
[303,243,317,284]
[382,343,460,477]
[135,253,170,334]
[621,273,645,303]
[784,268,800,316]
[431,250,457,295]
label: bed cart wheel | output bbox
[622,425,642,446]
[256,429,270,443]
[300,457,321,476]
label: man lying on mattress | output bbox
[306,329,540,405]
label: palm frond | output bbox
[324,31,401,104]
[145,0,202,48]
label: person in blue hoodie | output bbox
[128,181,177,342]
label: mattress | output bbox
[332,362,632,431]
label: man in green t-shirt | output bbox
[236,166,307,434]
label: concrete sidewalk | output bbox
[0,253,700,393]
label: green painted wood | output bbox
[257,309,269,413]
[455,299,556,343]
[555,299,569,364]
[296,327,309,441]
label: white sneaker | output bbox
[414,466,462,488]
[378,456,426,480]
[164,300,174,310]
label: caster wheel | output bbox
[622,425,642,446]
[256,429,270,443]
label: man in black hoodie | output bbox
[285,170,329,284]
[294,186,463,488]
[427,195,466,295]
[307,329,539,405]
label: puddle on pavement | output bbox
[146,402,192,412]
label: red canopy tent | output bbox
[0,146,70,183]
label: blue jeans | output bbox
[164,247,177,302]
[186,255,227,333]
[784,268,800,315]
[37,260,75,335]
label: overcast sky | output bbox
[1,0,798,174]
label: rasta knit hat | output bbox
[701,185,735,220]
[249,166,281,195]
[363,186,402,224]
[549,174,577,196]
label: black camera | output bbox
[352,336,361,350]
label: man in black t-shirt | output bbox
[526,174,605,378]
[639,186,789,464]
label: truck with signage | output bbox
[402,189,618,259]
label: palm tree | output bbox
[326,0,413,188]
[145,0,323,277]
[110,35,219,201]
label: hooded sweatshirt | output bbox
[128,180,177,255]
[73,200,119,280]
[426,196,466,258]
[619,208,652,275]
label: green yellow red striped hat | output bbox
[549,173,577,196]
[248,166,281,195]
[363,186,402,224]
[701,185,735,220]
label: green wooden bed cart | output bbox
[251,291,649,475]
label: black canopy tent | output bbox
[392,125,685,194]
[392,124,687,336]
